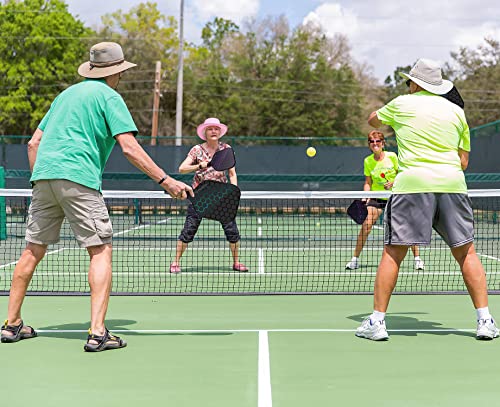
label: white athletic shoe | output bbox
[414,258,425,270]
[345,257,359,270]
[476,318,499,340]
[355,317,389,341]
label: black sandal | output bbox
[84,328,127,352]
[1,320,37,343]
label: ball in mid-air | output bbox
[306,147,316,157]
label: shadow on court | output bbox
[37,319,234,340]
[347,312,475,338]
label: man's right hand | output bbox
[161,177,194,200]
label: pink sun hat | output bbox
[196,118,228,140]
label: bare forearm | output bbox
[179,163,201,173]
[368,111,382,128]
[28,146,38,172]
[229,173,237,186]
[28,128,43,172]
[458,149,469,170]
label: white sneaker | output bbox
[345,257,359,270]
[414,258,425,270]
[476,318,499,340]
[355,317,389,341]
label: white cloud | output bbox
[302,1,500,81]
[303,3,359,38]
[191,0,259,24]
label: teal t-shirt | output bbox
[364,151,398,193]
[32,79,138,191]
[376,91,469,194]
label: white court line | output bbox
[4,246,456,251]
[258,330,273,407]
[478,253,500,262]
[0,248,65,270]
[4,271,500,276]
[257,217,265,274]
[0,218,165,270]
[35,328,476,334]
[258,249,265,274]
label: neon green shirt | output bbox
[32,79,138,191]
[364,151,398,193]
[377,90,470,194]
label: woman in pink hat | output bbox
[170,118,249,273]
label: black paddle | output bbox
[208,148,236,171]
[188,180,241,223]
[167,148,240,221]
[347,200,368,225]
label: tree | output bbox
[97,2,180,138]
[182,16,365,144]
[446,38,500,127]
[383,63,413,102]
[0,0,91,137]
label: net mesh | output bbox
[1,189,500,295]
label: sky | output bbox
[65,0,500,82]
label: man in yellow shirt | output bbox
[356,58,498,341]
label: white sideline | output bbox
[258,330,273,407]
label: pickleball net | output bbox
[1,189,500,295]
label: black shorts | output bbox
[366,198,387,210]
[178,204,241,243]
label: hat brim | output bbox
[196,123,228,140]
[399,72,453,95]
[78,61,137,79]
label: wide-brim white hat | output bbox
[78,42,137,79]
[399,58,453,95]
[196,118,228,140]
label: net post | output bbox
[0,166,6,240]
[133,198,143,225]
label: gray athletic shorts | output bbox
[26,180,113,248]
[384,193,474,248]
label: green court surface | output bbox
[2,213,500,294]
[1,295,499,406]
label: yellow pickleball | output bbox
[306,147,316,157]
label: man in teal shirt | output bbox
[1,42,193,351]
[355,58,498,341]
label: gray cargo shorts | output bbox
[384,193,474,248]
[26,180,113,248]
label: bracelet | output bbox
[158,176,168,185]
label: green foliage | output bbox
[0,0,91,137]
[447,38,500,127]
[383,63,412,102]
[181,17,364,144]
[96,2,179,136]
[0,2,377,145]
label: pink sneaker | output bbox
[170,263,181,274]
[233,263,249,272]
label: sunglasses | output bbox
[369,139,383,144]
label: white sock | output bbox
[476,307,492,321]
[351,256,359,262]
[414,256,421,261]
[370,310,386,323]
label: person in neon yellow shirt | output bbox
[346,130,424,270]
[355,58,498,341]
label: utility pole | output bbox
[151,61,161,146]
[175,0,184,146]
